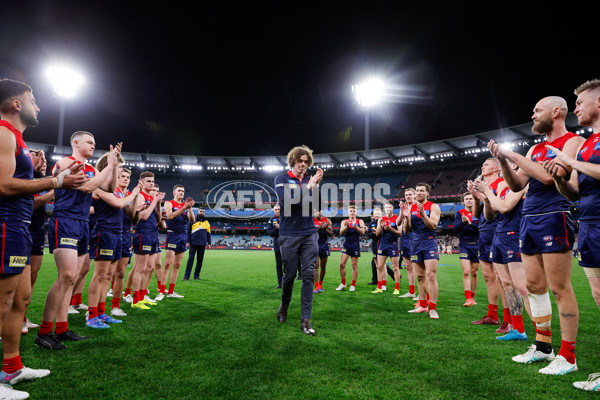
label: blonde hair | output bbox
[575,79,600,95]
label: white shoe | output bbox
[412,294,419,301]
[349,285,356,292]
[154,293,165,301]
[21,323,28,335]
[429,309,439,319]
[0,366,50,385]
[25,319,39,329]
[573,372,600,391]
[166,292,184,299]
[335,284,347,291]
[0,384,29,400]
[107,289,113,297]
[110,308,127,317]
[381,286,387,291]
[398,292,413,298]
[67,305,79,314]
[144,295,157,304]
[408,306,429,313]
[512,345,555,364]
[123,294,133,303]
[539,355,578,375]
[74,303,88,311]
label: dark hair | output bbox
[0,79,32,106]
[173,184,184,191]
[140,171,154,180]
[416,182,431,192]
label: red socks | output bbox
[487,304,499,320]
[351,280,356,287]
[559,340,576,364]
[409,285,415,295]
[38,321,53,336]
[55,321,68,335]
[394,282,400,290]
[168,284,175,294]
[511,314,525,333]
[341,278,346,285]
[88,307,98,320]
[503,308,512,325]
[112,297,121,309]
[464,290,470,300]
[2,355,23,374]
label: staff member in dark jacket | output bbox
[274,145,323,335]
[183,207,210,280]
[267,204,283,288]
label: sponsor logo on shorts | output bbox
[460,253,467,258]
[99,249,114,256]
[60,238,78,246]
[168,244,177,249]
[142,245,152,251]
[8,256,27,267]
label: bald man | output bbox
[488,96,584,376]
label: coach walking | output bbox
[274,145,323,335]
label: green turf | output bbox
[16,251,600,399]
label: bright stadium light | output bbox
[46,64,85,147]
[352,77,385,150]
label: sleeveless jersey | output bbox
[92,188,124,233]
[478,177,504,232]
[0,121,34,223]
[166,200,188,234]
[343,219,361,245]
[577,132,600,221]
[523,132,578,215]
[135,191,157,232]
[314,217,329,243]
[410,201,437,240]
[380,215,399,245]
[495,187,523,233]
[455,208,479,242]
[51,156,95,221]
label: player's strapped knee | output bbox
[528,292,552,341]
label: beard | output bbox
[20,109,39,127]
[532,117,552,135]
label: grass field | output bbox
[15,250,600,399]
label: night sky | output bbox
[0,2,596,157]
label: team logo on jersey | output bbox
[60,238,78,246]
[9,256,27,267]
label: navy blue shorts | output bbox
[317,241,330,258]
[121,231,133,258]
[378,242,399,258]
[0,222,31,274]
[478,229,494,262]
[459,241,479,263]
[401,239,411,259]
[133,231,158,255]
[48,217,89,255]
[152,235,162,254]
[30,229,46,256]
[490,232,521,264]
[519,212,574,255]
[577,221,600,268]
[89,229,122,261]
[166,232,187,253]
[410,239,439,263]
[342,242,360,258]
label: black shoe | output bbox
[182,278,189,281]
[275,284,282,289]
[194,277,201,280]
[277,303,288,323]
[56,329,89,341]
[34,332,67,350]
[300,319,315,335]
[367,281,377,285]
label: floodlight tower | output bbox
[352,78,384,151]
[46,65,84,146]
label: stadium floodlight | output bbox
[352,77,385,151]
[46,64,85,147]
